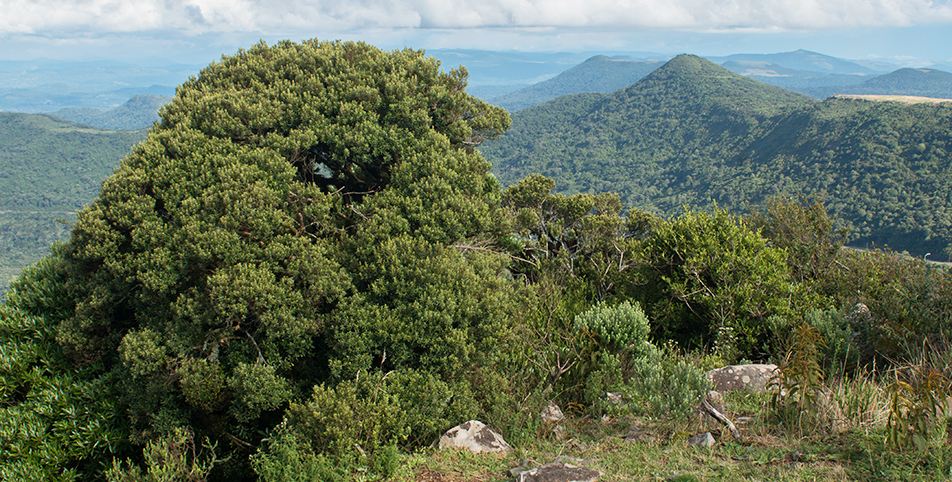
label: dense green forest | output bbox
[0,113,145,292]
[481,55,952,260]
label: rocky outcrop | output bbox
[436,420,513,454]
[706,364,778,393]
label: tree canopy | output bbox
[26,39,513,479]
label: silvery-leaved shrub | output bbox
[574,301,709,418]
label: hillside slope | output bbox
[53,94,172,130]
[0,113,145,293]
[490,55,663,111]
[721,61,867,96]
[482,55,952,259]
[807,68,952,99]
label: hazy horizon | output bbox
[2,0,950,67]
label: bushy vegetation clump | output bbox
[1,40,951,481]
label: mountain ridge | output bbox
[481,55,952,260]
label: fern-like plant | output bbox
[769,322,826,433]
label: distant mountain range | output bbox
[486,49,952,111]
[53,94,172,130]
[489,56,664,112]
[7,49,948,116]
[481,54,952,260]
[706,49,888,75]
[804,68,952,99]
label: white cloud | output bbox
[2,0,951,36]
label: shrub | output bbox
[0,256,127,481]
[572,302,709,419]
[832,248,952,364]
[255,368,479,480]
[637,205,804,360]
[106,427,219,482]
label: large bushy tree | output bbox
[15,39,514,478]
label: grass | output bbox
[393,381,952,482]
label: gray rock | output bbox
[436,420,514,454]
[706,364,778,393]
[687,432,716,447]
[541,401,565,423]
[624,423,657,443]
[515,461,601,482]
[510,459,535,478]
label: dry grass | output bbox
[832,94,952,105]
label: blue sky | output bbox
[1,0,951,66]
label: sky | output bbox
[1,0,952,66]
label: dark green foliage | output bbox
[635,205,804,360]
[482,55,952,260]
[749,195,848,285]
[0,254,126,480]
[885,348,952,451]
[573,302,709,419]
[255,368,477,479]
[769,323,826,432]
[106,427,220,482]
[37,39,513,478]
[832,248,952,364]
[502,174,633,300]
[803,307,855,373]
[0,113,145,212]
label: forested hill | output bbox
[806,68,952,99]
[0,113,146,292]
[490,55,664,111]
[481,54,952,260]
[52,94,172,130]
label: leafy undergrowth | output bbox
[401,393,952,482]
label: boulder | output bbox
[436,420,514,454]
[706,364,778,393]
[687,432,716,447]
[541,401,565,423]
[515,461,601,482]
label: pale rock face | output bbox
[436,420,514,454]
[541,401,565,423]
[706,364,778,393]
